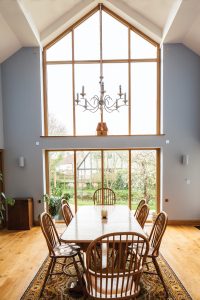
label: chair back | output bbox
[40,212,60,256]
[136,204,149,228]
[93,188,116,205]
[61,198,68,205]
[62,203,73,226]
[85,232,149,299]
[149,211,168,257]
[134,199,146,218]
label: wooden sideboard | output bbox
[7,197,34,230]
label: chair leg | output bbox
[73,256,83,284]
[39,257,53,298]
[152,257,169,298]
[50,257,56,275]
[73,256,87,296]
[77,251,84,270]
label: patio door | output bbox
[46,148,159,216]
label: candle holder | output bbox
[101,209,107,219]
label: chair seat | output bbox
[53,244,78,257]
[70,243,81,251]
[84,273,140,299]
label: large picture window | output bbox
[46,149,159,217]
[43,5,160,136]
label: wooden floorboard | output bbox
[0,224,200,300]
[161,225,200,300]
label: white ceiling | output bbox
[0,0,200,63]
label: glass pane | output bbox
[75,64,100,135]
[47,65,73,135]
[102,11,128,59]
[46,33,72,61]
[103,63,129,135]
[48,151,75,218]
[104,151,129,205]
[131,150,157,213]
[131,31,157,59]
[76,151,101,206]
[74,12,99,60]
[131,62,157,134]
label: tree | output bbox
[132,151,156,204]
[48,114,67,136]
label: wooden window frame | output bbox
[43,4,160,137]
[45,148,160,213]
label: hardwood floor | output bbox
[0,224,200,300]
[161,225,200,300]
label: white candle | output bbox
[101,209,107,219]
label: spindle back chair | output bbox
[136,204,149,228]
[84,231,149,299]
[93,188,116,205]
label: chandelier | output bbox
[75,4,128,135]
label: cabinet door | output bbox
[7,198,33,230]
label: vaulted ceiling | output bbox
[0,0,200,63]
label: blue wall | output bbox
[0,65,4,148]
[1,44,200,221]
[162,44,200,219]
[2,48,43,219]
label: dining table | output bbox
[60,205,146,251]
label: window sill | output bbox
[40,134,165,138]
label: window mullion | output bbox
[72,28,76,136]
[128,28,131,135]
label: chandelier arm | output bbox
[103,95,112,107]
[85,97,99,110]
[79,104,99,113]
[86,107,99,113]
[91,95,100,107]
[104,105,119,113]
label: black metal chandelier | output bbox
[75,4,128,115]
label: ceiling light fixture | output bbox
[75,4,128,135]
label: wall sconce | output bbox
[19,156,25,168]
[181,154,189,166]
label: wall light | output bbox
[19,156,25,168]
[181,154,189,166]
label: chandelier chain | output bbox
[75,3,128,114]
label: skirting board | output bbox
[168,220,200,226]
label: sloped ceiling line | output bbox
[0,0,200,63]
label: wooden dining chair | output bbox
[93,187,116,205]
[39,212,83,298]
[61,198,68,205]
[145,211,168,297]
[134,199,146,218]
[136,203,149,228]
[83,231,149,299]
[62,203,74,226]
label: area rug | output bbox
[21,255,192,300]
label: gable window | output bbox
[43,5,160,136]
